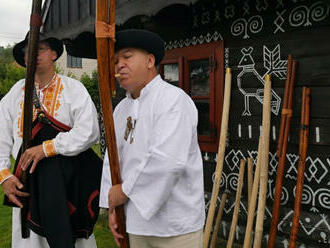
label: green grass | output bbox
[0,147,117,247]
[94,209,117,247]
[0,190,12,248]
[0,190,117,247]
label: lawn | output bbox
[0,189,11,248]
[0,146,117,247]
[0,191,117,247]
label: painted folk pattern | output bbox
[164,0,329,47]
[203,148,330,247]
[101,0,330,246]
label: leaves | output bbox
[0,45,26,97]
[80,70,100,107]
[0,64,26,97]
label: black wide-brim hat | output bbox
[13,32,63,67]
[115,29,165,65]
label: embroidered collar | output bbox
[35,73,57,91]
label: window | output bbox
[159,41,224,152]
[67,55,82,68]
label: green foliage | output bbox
[66,71,77,80]
[80,70,100,107]
[0,46,14,64]
[0,64,26,96]
[0,46,26,97]
[54,62,64,74]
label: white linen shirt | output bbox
[100,75,205,236]
[0,74,100,248]
[0,74,100,182]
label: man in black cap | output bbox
[0,33,101,247]
[100,29,205,248]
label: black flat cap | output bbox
[115,29,165,65]
[13,32,63,67]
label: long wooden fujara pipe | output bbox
[210,192,228,248]
[226,159,246,248]
[253,75,272,248]
[95,0,129,247]
[267,55,297,248]
[243,136,263,248]
[21,0,43,238]
[288,87,311,248]
[203,68,232,248]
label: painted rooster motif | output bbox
[237,45,286,116]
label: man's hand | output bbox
[108,209,124,247]
[19,144,45,174]
[108,184,128,214]
[1,176,29,208]
[108,184,128,247]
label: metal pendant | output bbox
[124,116,136,143]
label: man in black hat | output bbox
[0,33,101,247]
[100,29,205,248]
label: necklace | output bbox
[35,73,57,90]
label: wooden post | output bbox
[210,192,228,248]
[203,68,232,248]
[95,0,129,247]
[253,75,272,248]
[226,159,246,248]
[21,0,43,238]
[288,87,310,248]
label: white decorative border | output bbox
[165,31,223,50]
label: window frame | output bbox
[67,54,82,68]
[159,41,224,152]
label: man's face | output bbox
[24,42,57,72]
[115,47,155,94]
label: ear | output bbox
[147,54,155,69]
[50,50,58,61]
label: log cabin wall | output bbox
[41,0,330,246]
[118,0,330,247]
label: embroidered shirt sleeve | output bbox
[0,168,13,184]
[43,139,57,157]
[53,78,100,156]
[0,84,18,184]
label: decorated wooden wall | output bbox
[117,0,330,247]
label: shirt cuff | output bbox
[42,140,57,157]
[0,168,13,184]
